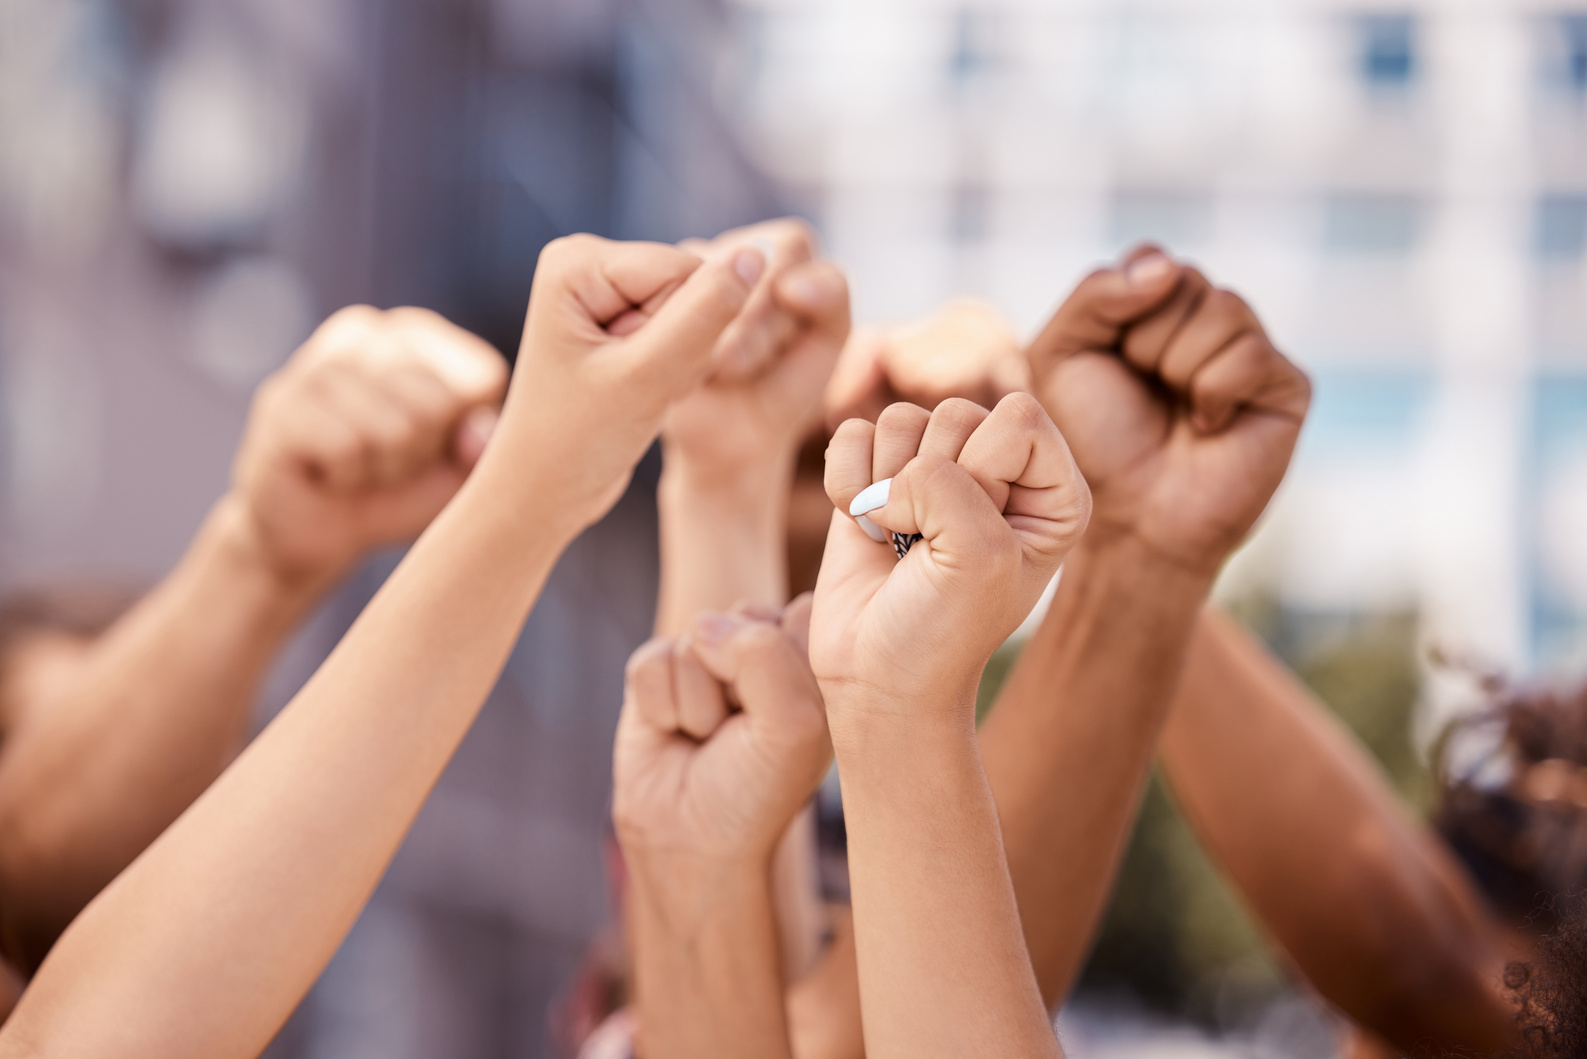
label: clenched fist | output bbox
[232,305,507,586]
[811,394,1091,729]
[1027,246,1310,575]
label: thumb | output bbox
[1027,246,1181,368]
[616,246,765,397]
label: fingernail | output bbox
[752,236,775,263]
[855,514,887,542]
[1126,252,1172,285]
[733,247,766,287]
[694,612,736,645]
[781,267,840,309]
[849,477,892,517]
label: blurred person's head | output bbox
[0,588,137,734]
[1436,676,1587,937]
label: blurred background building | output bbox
[2,0,1586,1055]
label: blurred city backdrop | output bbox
[1,0,1584,1056]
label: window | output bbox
[947,8,996,88]
[1537,194,1587,259]
[1323,193,1423,255]
[1356,13,1417,88]
[1541,13,1587,94]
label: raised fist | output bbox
[811,394,1091,728]
[1026,246,1310,575]
[613,597,830,863]
[232,305,507,585]
[495,234,763,534]
[665,218,850,486]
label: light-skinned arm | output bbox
[656,218,848,637]
[1158,609,1517,1056]
[980,247,1312,1006]
[0,306,507,974]
[0,235,763,1059]
[615,598,831,1059]
[812,393,1092,1058]
[656,217,850,990]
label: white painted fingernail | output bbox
[855,514,887,542]
[849,478,892,517]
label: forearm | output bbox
[979,538,1212,1007]
[654,452,792,637]
[0,493,322,969]
[834,711,1058,1059]
[628,852,793,1059]
[1158,610,1515,1054]
[656,450,826,981]
[0,456,575,1059]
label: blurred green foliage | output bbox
[975,598,1428,1026]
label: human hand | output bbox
[810,395,1091,730]
[613,596,830,865]
[231,305,507,586]
[824,298,1028,428]
[494,235,764,534]
[665,219,850,487]
[1026,246,1310,576]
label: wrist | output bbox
[823,681,978,762]
[659,440,797,502]
[206,493,334,619]
[1062,532,1217,612]
[627,845,774,936]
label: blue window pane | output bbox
[948,8,993,86]
[1559,13,1587,92]
[1357,14,1417,86]
[1300,369,1434,460]
[1323,194,1423,255]
[1537,194,1587,259]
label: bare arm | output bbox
[653,219,850,993]
[1158,609,1516,1055]
[0,237,758,1059]
[988,248,1312,1007]
[813,394,1090,1058]
[981,538,1211,1004]
[0,307,506,975]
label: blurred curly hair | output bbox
[1435,676,1587,935]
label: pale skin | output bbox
[0,306,507,976]
[0,234,764,1059]
[615,599,831,1059]
[813,393,1092,1059]
[656,217,851,991]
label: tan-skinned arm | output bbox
[1158,609,1516,1056]
[0,307,506,975]
[0,237,761,1059]
[985,248,1312,1006]
[982,536,1213,1004]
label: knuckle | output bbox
[877,401,928,428]
[624,639,671,685]
[735,622,786,658]
[934,396,987,425]
[538,233,596,270]
[996,390,1047,431]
